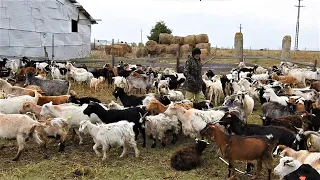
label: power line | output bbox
[294,0,305,51]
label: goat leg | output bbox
[245,162,255,174]
[171,134,177,144]
[151,138,157,148]
[161,139,166,147]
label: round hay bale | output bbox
[184,35,196,45]
[171,36,185,45]
[180,44,192,54]
[166,44,180,55]
[195,34,209,44]
[145,40,158,54]
[281,35,291,60]
[135,47,148,58]
[156,44,168,54]
[200,48,208,59]
[119,44,132,54]
[113,45,125,57]
[159,33,173,44]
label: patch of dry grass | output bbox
[0,82,281,180]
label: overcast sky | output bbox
[77,0,319,50]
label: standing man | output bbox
[183,47,206,103]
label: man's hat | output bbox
[192,48,201,56]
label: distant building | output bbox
[0,0,98,60]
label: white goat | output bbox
[78,120,140,161]
[0,113,46,161]
[112,76,127,89]
[36,62,48,71]
[274,157,303,179]
[0,92,39,114]
[164,103,225,139]
[90,76,105,91]
[167,89,184,101]
[139,113,180,148]
[65,62,87,73]
[107,100,125,110]
[40,102,102,145]
[51,66,65,80]
[70,71,93,84]
[263,88,289,106]
[206,75,223,106]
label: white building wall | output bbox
[0,0,92,60]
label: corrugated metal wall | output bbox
[0,0,92,60]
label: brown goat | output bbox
[200,123,278,180]
[16,67,36,78]
[19,101,51,121]
[37,95,70,106]
[146,99,192,115]
[271,73,299,87]
[262,112,314,132]
[130,71,145,78]
[310,81,320,92]
[0,78,36,96]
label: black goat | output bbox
[0,58,8,69]
[161,74,185,90]
[113,87,145,107]
[219,112,296,148]
[193,101,214,110]
[83,102,147,147]
[67,95,101,105]
[205,70,215,79]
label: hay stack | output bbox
[166,44,180,55]
[145,40,158,54]
[180,44,192,54]
[200,48,208,59]
[171,36,185,45]
[135,47,148,58]
[118,44,132,54]
[156,44,168,54]
[184,35,196,46]
[196,43,211,53]
[105,45,125,57]
[195,34,209,44]
[159,33,173,44]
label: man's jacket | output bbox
[183,55,203,93]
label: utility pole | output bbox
[239,24,243,33]
[294,0,305,51]
[140,29,143,44]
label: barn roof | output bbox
[69,0,99,24]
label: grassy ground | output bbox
[0,81,281,180]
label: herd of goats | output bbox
[1,56,320,179]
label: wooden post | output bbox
[314,59,318,71]
[111,39,115,67]
[176,44,181,72]
[93,38,96,50]
[52,34,54,61]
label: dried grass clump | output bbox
[184,35,196,46]
[159,33,173,44]
[195,34,209,44]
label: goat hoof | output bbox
[151,144,156,148]
[161,143,166,147]
[12,157,19,161]
[43,154,49,159]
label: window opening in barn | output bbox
[72,19,78,32]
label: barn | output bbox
[0,0,98,60]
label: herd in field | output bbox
[1,56,320,179]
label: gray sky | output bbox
[77,0,320,50]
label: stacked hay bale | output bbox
[104,43,132,57]
[147,33,210,58]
